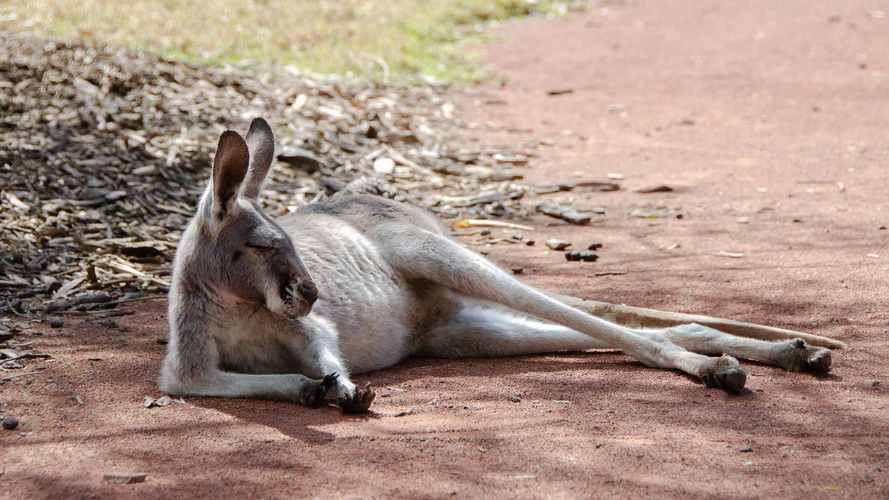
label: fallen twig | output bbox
[0,352,53,367]
[452,219,534,231]
[0,368,46,383]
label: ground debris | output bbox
[438,189,524,208]
[2,416,20,430]
[590,271,626,277]
[143,395,181,408]
[716,251,745,259]
[103,473,148,485]
[0,350,53,369]
[545,239,572,251]
[536,202,593,225]
[565,250,598,262]
[629,206,683,220]
[0,34,538,314]
[532,179,620,195]
[276,149,327,173]
[573,180,621,192]
[46,292,113,313]
[636,184,674,193]
[0,323,15,343]
[452,219,534,231]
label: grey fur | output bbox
[160,120,834,409]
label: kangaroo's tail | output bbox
[555,294,847,349]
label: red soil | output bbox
[2,1,888,498]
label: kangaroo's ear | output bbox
[241,117,275,200]
[212,130,249,218]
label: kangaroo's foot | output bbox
[338,383,376,414]
[776,338,832,374]
[700,355,747,393]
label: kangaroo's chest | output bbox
[212,306,305,374]
[294,225,430,370]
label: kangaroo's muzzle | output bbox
[278,279,318,318]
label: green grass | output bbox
[1,0,580,82]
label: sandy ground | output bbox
[3,1,889,498]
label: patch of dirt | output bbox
[3,1,889,498]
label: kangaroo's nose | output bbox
[297,281,318,305]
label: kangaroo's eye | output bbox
[246,242,274,252]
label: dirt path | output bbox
[3,1,889,498]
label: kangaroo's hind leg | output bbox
[380,225,747,392]
[418,303,610,358]
[419,304,829,376]
[651,324,832,374]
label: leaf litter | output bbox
[0,34,564,316]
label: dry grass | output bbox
[1,0,579,81]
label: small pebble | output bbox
[545,239,571,251]
[525,240,535,246]
[48,318,64,328]
[565,250,599,262]
[372,157,395,174]
[480,229,491,236]
[508,395,522,403]
[739,446,753,453]
[511,268,524,275]
[2,416,20,430]
[587,242,603,251]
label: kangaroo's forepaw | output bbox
[701,355,747,393]
[321,372,340,390]
[778,339,832,374]
[338,383,375,414]
[299,373,339,407]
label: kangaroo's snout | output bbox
[275,278,316,318]
[297,280,318,306]
[275,259,318,318]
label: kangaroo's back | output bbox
[292,194,446,236]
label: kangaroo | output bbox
[159,118,844,413]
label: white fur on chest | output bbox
[295,223,417,372]
[212,306,305,374]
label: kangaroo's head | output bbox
[185,118,318,319]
